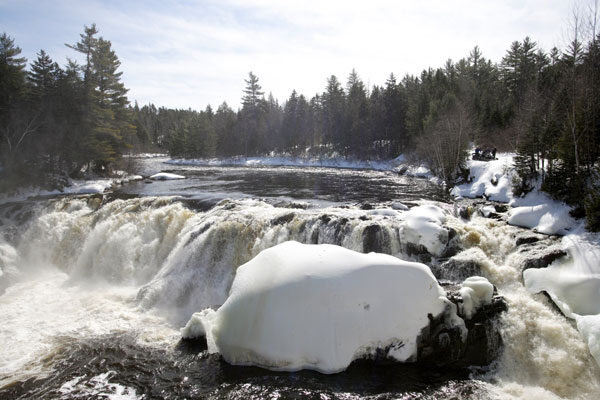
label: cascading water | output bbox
[1,164,599,399]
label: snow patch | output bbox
[149,172,185,180]
[183,241,447,373]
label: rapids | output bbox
[1,161,599,399]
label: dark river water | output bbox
[118,157,448,207]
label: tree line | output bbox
[2,13,600,228]
[0,24,134,189]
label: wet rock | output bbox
[404,242,432,263]
[520,246,568,271]
[360,203,374,210]
[431,258,483,282]
[494,204,508,213]
[362,224,390,254]
[186,222,213,246]
[417,287,507,368]
[319,214,331,224]
[359,215,369,221]
[515,233,544,246]
[457,205,474,220]
[440,228,462,258]
[396,165,409,175]
[271,213,295,226]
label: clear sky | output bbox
[0,0,575,110]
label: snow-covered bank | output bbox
[182,241,450,373]
[0,173,143,204]
[451,153,577,235]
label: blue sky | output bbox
[0,0,575,110]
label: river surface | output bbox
[0,158,598,399]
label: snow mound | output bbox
[400,205,448,256]
[508,203,576,235]
[182,241,447,373]
[459,276,494,319]
[149,172,185,180]
[450,154,515,202]
[523,230,600,366]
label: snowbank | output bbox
[450,153,577,235]
[450,154,515,203]
[400,204,448,256]
[182,241,447,373]
[507,203,575,235]
[149,172,185,180]
[523,230,600,366]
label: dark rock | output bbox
[431,258,484,281]
[362,224,390,254]
[359,215,369,221]
[515,234,543,246]
[144,179,153,184]
[319,214,331,224]
[272,213,295,226]
[396,165,408,175]
[520,246,568,271]
[458,206,473,220]
[186,222,213,246]
[417,289,507,369]
[494,204,508,213]
[360,203,374,210]
[440,228,462,258]
[404,242,432,263]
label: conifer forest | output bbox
[2,15,600,227]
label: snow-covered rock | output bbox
[400,204,449,257]
[182,241,447,373]
[149,172,185,180]
[459,276,494,319]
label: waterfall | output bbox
[1,195,599,398]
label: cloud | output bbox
[0,0,573,109]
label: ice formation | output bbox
[182,241,447,373]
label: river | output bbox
[0,157,598,399]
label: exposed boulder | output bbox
[417,282,506,368]
[431,257,484,282]
[519,243,568,271]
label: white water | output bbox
[0,195,599,398]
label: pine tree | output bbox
[28,50,61,96]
